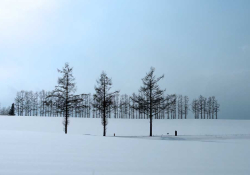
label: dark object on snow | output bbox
[175,130,177,136]
[114,133,115,136]
[9,103,15,116]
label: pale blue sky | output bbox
[0,0,249,119]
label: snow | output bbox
[0,116,250,175]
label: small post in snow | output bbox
[175,130,177,136]
[114,133,115,136]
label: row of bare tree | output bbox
[14,90,175,119]
[14,90,91,117]
[0,106,10,115]
[192,96,220,119]
[13,63,220,136]
[14,92,219,120]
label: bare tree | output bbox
[171,95,177,119]
[206,97,212,119]
[211,96,215,119]
[15,92,22,116]
[46,63,87,134]
[130,67,175,136]
[184,96,189,119]
[192,99,199,119]
[199,95,205,119]
[92,71,119,136]
[203,97,207,119]
[214,98,220,119]
[178,95,183,119]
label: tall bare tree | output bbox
[130,67,175,136]
[92,72,119,136]
[46,63,87,134]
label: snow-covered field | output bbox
[0,116,250,175]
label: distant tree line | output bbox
[0,106,10,115]
[14,92,219,120]
[0,103,15,115]
[192,96,220,119]
[11,63,220,136]
[14,90,174,119]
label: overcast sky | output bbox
[0,0,249,119]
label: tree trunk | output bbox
[103,78,106,136]
[149,82,153,137]
[65,115,68,134]
[103,112,106,136]
[65,74,69,134]
[150,115,152,136]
